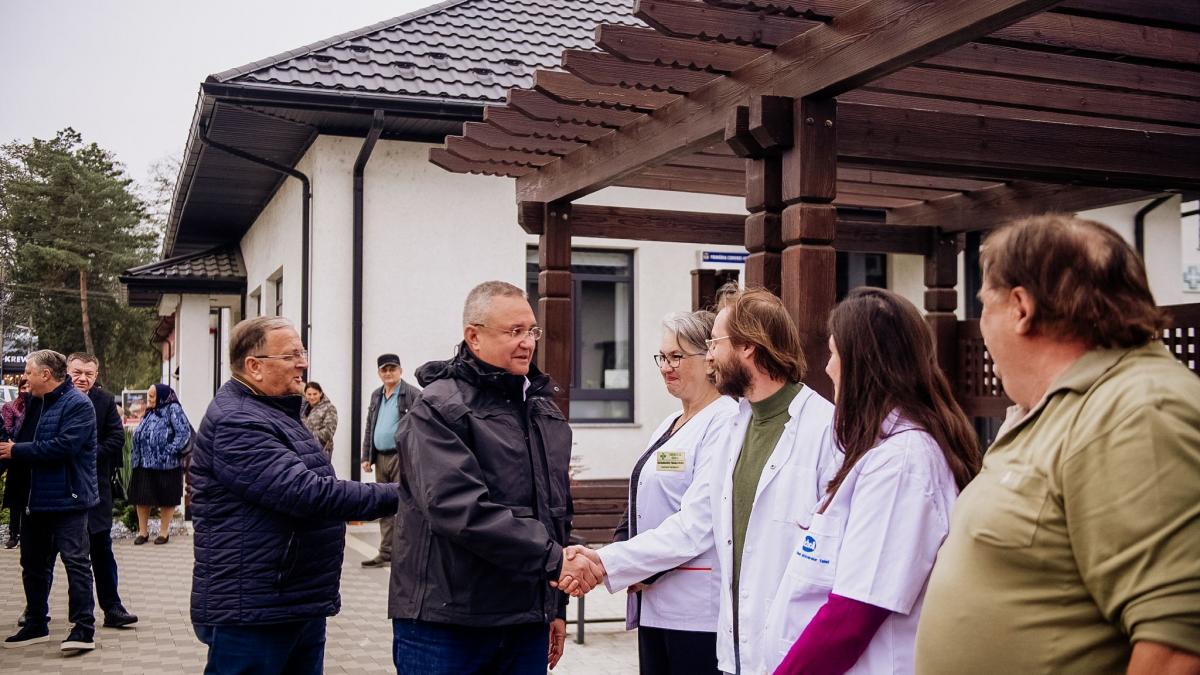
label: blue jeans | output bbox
[195,617,326,675]
[393,619,549,675]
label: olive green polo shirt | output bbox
[915,342,1200,674]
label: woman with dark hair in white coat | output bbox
[561,310,737,675]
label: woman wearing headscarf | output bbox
[300,381,338,459]
[129,384,191,545]
[1,377,31,548]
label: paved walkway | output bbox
[0,524,637,674]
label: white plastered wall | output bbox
[1079,196,1188,306]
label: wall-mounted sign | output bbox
[701,251,748,265]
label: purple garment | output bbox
[773,593,891,675]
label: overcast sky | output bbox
[0,1,432,185]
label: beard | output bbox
[710,357,752,398]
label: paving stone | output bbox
[0,526,640,673]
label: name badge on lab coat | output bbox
[656,450,686,472]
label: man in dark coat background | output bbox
[0,349,99,653]
[67,352,138,628]
[189,316,400,674]
[390,281,583,674]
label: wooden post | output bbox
[727,102,786,295]
[782,97,838,400]
[538,202,573,417]
[925,231,962,383]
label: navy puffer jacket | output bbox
[12,380,98,513]
[189,379,399,626]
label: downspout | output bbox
[1134,195,1171,258]
[350,110,386,482]
[198,125,313,365]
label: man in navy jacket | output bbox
[0,350,99,652]
[190,316,399,674]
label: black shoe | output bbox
[3,536,16,549]
[134,535,148,545]
[60,624,95,652]
[103,608,138,628]
[15,612,44,627]
[153,534,169,545]
[360,555,389,568]
[3,624,49,648]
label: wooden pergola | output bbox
[430,0,1200,415]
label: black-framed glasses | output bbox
[653,352,705,369]
[472,325,544,342]
[252,349,309,363]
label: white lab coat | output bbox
[712,387,840,675]
[758,413,960,675]
[598,396,739,632]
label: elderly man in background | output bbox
[1,350,99,652]
[190,316,401,674]
[67,352,138,629]
[916,215,1200,674]
[390,280,581,674]
[360,352,421,568]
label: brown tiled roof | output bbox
[208,0,640,103]
[122,245,245,283]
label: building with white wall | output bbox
[121,0,1197,481]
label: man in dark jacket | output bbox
[190,316,400,674]
[67,353,138,628]
[359,352,421,567]
[0,350,99,652]
[391,281,579,673]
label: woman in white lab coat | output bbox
[571,310,737,675]
[767,288,981,675]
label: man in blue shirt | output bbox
[360,353,421,568]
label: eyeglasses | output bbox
[653,352,705,369]
[252,350,309,363]
[704,335,733,351]
[472,325,544,342]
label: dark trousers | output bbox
[7,506,22,539]
[90,529,122,613]
[638,626,720,675]
[195,617,326,675]
[21,510,94,635]
[393,619,549,675]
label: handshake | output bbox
[551,545,605,597]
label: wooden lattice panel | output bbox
[1163,304,1200,376]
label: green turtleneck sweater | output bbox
[731,381,802,622]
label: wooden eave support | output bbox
[534,202,574,416]
[516,0,1066,204]
[886,182,1157,231]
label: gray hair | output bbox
[229,316,295,373]
[463,280,527,327]
[662,310,716,353]
[27,350,69,381]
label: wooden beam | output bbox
[596,24,768,72]
[866,67,1200,127]
[837,102,1200,190]
[508,90,643,128]
[463,122,582,156]
[562,49,721,93]
[517,0,1063,204]
[925,232,962,379]
[636,0,820,47]
[485,107,613,143]
[568,204,936,254]
[886,181,1157,230]
[429,148,530,178]
[445,137,554,167]
[533,70,680,111]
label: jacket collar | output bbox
[420,342,556,400]
[229,377,304,419]
[37,379,74,409]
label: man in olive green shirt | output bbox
[916,215,1200,674]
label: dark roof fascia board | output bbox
[207,0,476,84]
[200,81,486,121]
[120,278,246,295]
